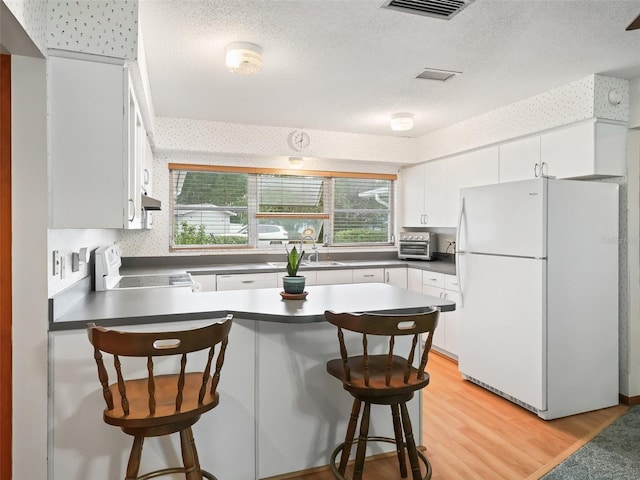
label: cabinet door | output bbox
[316,269,353,285]
[353,268,384,283]
[193,274,217,292]
[422,284,445,349]
[49,56,127,228]
[443,290,460,358]
[541,120,626,179]
[407,268,422,293]
[541,121,594,179]
[400,164,425,227]
[423,159,448,226]
[499,136,541,183]
[446,146,499,227]
[384,268,407,289]
[125,86,144,230]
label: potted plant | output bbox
[282,244,306,294]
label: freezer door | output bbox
[458,178,546,258]
[457,253,546,411]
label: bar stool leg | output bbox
[339,398,362,474]
[353,402,371,480]
[180,427,201,480]
[125,436,144,480]
[400,402,422,480]
[391,404,408,478]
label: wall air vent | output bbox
[416,68,461,82]
[381,0,474,20]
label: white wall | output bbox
[11,54,48,480]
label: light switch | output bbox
[53,250,61,276]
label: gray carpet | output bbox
[542,406,640,479]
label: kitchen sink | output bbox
[266,261,347,268]
[301,261,347,267]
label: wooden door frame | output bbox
[0,53,12,480]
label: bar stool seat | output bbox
[87,316,233,480]
[325,309,439,480]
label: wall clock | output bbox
[288,130,310,151]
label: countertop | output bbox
[120,258,456,277]
[51,283,455,331]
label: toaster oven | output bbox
[398,231,435,261]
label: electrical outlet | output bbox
[60,256,66,279]
[53,250,61,276]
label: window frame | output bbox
[168,163,396,251]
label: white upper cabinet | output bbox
[540,120,626,179]
[445,146,499,227]
[49,54,147,229]
[400,163,425,227]
[499,135,541,183]
[499,120,626,183]
[400,159,447,227]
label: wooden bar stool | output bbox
[325,309,439,480]
[87,315,233,480]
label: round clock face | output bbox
[289,130,310,151]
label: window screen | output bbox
[333,178,392,244]
[171,169,249,246]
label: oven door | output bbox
[399,241,431,260]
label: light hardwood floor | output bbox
[276,352,627,480]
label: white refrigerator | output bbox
[456,178,619,420]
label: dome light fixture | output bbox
[390,113,414,132]
[225,42,262,74]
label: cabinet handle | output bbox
[534,163,540,177]
[541,162,548,176]
[363,274,375,278]
[386,271,390,283]
[128,198,136,222]
[241,280,256,284]
[424,214,428,225]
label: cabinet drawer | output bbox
[444,274,459,292]
[216,273,277,291]
[316,269,353,285]
[353,268,384,283]
[422,271,445,288]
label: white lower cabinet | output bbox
[216,272,278,291]
[420,271,459,359]
[316,269,353,285]
[385,267,408,288]
[352,268,384,283]
[192,274,217,292]
[50,319,257,480]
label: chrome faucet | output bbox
[301,235,318,263]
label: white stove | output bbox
[94,245,195,291]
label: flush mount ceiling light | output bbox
[288,156,304,168]
[225,42,262,74]
[390,113,414,132]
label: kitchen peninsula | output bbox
[50,283,454,479]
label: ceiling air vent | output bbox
[416,68,461,82]
[381,0,474,20]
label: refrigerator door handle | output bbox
[456,196,465,308]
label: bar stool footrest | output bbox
[136,467,217,480]
[329,436,431,480]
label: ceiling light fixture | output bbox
[288,156,304,168]
[225,42,262,74]
[390,113,414,132]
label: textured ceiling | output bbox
[139,0,640,138]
